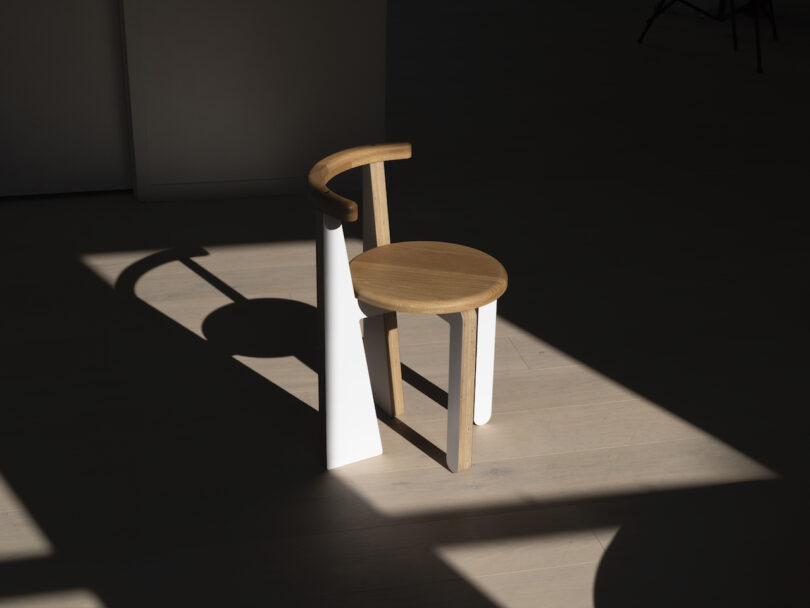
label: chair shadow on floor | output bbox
[593,481,809,608]
[117,246,453,470]
[116,246,319,366]
[202,297,318,364]
[1,203,808,606]
[0,243,506,606]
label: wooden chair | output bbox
[309,143,507,472]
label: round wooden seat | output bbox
[350,241,508,314]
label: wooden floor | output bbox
[2,1,809,604]
[0,238,780,608]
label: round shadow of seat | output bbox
[593,484,809,607]
[201,298,317,369]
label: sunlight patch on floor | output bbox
[81,240,776,525]
[0,590,106,608]
[442,559,598,608]
[0,474,52,563]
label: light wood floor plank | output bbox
[0,590,106,608]
[257,506,602,597]
[336,577,495,607]
[405,398,704,462]
[58,237,781,608]
[507,331,580,370]
[397,366,642,422]
[334,437,773,517]
[468,562,599,608]
[0,510,52,562]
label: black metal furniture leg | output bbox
[767,0,778,40]
[730,0,738,50]
[638,0,674,43]
[754,0,763,72]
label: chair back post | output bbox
[360,157,403,418]
[362,162,391,251]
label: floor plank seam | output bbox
[463,435,747,467]
[499,362,587,372]
[394,397,656,425]
[330,572,484,597]
[473,559,601,579]
[589,528,611,550]
[343,433,756,479]
[274,498,592,541]
[508,335,545,370]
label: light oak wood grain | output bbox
[0,510,52,561]
[399,336,527,384]
[334,437,773,517]
[469,562,598,608]
[362,162,391,249]
[591,525,621,549]
[0,590,107,608]
[234,354,319,410]
[339,577,496,607]
[362,162,404,416]
[381,312,405,416]
[252,504,603,600]
[453,309,478,472]
[339,396,707,477]
[308,143,412,222]
[507,332,579,370]
[419,398,703,463]
[350,241,508,314]
[488,367,638,414]
[395,313,530,346]
[434,509,604,577]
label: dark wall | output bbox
[0,0,133,197]
[1,1,386,201]
[383,0,810,479]
[121,0,386,201]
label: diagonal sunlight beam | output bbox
[69,239,783,608]
[0,589,107,608]
[80,238,776,518]
[0,475,51,564]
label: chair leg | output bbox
[320,212,383,469]
[473,300,497,426]
[364,311,405,417]
[445,309,477,472]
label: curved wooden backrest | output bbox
[308,143,412,222]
